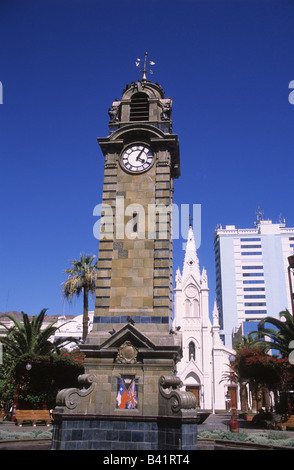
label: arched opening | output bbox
[185,371,201,409]
[189,341,195,361]
[193,299,200,317]
[130,92,149,121]
[185,299,191,316]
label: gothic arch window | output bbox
[193,299,200,317]
[185,299,191,316]
[130,92,149,121]
[189,341,195,361]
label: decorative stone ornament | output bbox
[158,375,197,417]
[56,374,96,411]
[185,284,198,298]
[115,340,138,364]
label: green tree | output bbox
[232,332,264,412]
[0,350,84,410]
[233,317,294,412]
[0,311,83,410]
[0,308,78,358]
[62,254,98,342]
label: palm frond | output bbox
[0,309,81,358]
[256,309,294,357]
[0,313,24,331]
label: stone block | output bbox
[95,277,111,288]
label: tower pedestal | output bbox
[52,414,197,451]
[52,324,198,450]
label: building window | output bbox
[130,92,149,121]
[241,245,262,249]
[189,341,195,361]
[244,287,265,291]
[242,266,263,269]
[243,272,264,277]
[244,302,266,306]
[241,252,262,256]
[240,238,261,242]
[245,310,267,315]
[185,298,200,317]
[185,299,191,316]
[193,299,200,317]
[244,295,266,299]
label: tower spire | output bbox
[182,226,200,283]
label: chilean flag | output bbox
[117,379,129,409]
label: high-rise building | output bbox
[214,216,294,348]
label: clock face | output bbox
[121,144,154,173]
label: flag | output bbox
[116,377,137,409]
[117,379,129,409]
[127,378,137,409]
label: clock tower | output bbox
[52,57,198,450]
[91,73,180,344]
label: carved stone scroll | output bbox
[158,375,197,417]
[56,374,96,411]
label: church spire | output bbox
[182,226,200,283]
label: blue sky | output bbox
[0,0,293,318]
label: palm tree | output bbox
[62,254,98,342]
[256,309,294,357]
[0,308,79,359]
[234,331,264,353]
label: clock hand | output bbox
[136,148,146,163]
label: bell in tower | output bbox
[52,54,198,451]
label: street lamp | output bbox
[288,255,294,317]
[11,362,32,421]
[228,354,239,433]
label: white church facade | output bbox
[174,227,236,411]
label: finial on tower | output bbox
[136,52,155,82]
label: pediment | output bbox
[99,323,156,351]
[182,274,200,292]
[179,360,204,382]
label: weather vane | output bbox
[136,52,155,81]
